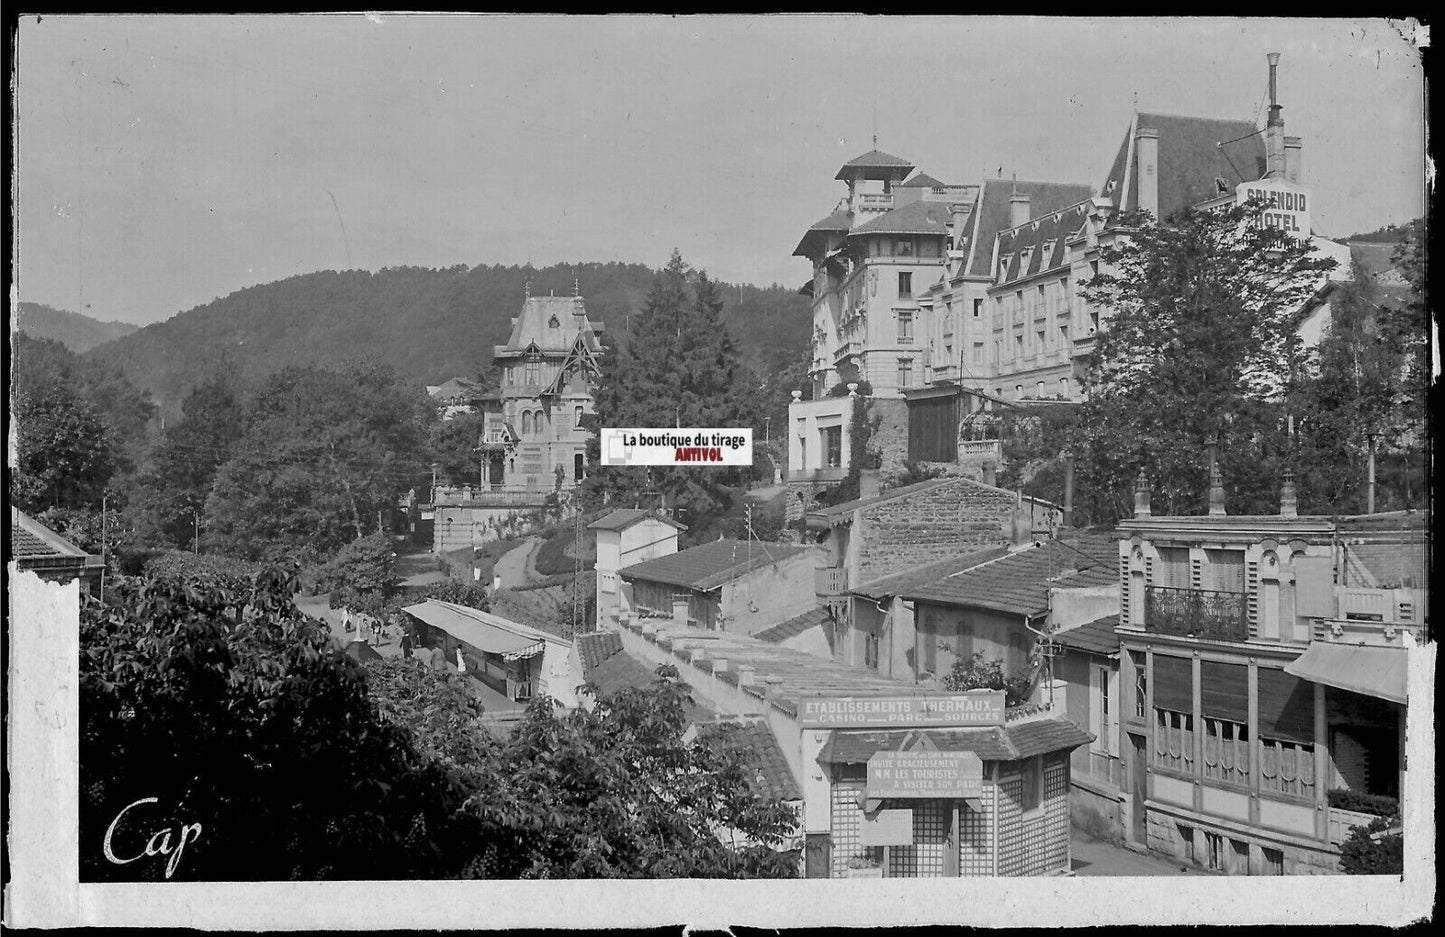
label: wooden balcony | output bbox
[816,566,849,597]
[1144,586,1249,642]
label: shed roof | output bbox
[402,600,568,656]
[697,719,802,801]
[754,606,833,644]
[1053,614,1121,657]
[585,649,715,723]
[574,630,624,673]
[587,508,686,532]
[904,536,1121,617]
[852,545,1011,598]
[618,539,816,592]
[9,508,91,561]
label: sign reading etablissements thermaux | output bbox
[868,750,984,799]
[798,692,1006,728]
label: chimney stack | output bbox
[1009,188,1032,228]
[1133,469,1152,518]
[1284,136,1303,184]
[1207,462,1227,517]
[859,469,881,500]
[1009,493,1034,549]
[1061,451,1076,528]
[1135,127,1160,219]
[1266,53,1287,178]
[949,204,970,251]
[1279,468,1298,518]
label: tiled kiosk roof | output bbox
[618,539,815,592]
[696,718,802,801]
[848,199,954,238]
[587,508,686,532]
[817,718,1094,765]
[835,149,915,180]
[10,507,92,562]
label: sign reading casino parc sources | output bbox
[868,751,984,799]
[600,427,753,467]
[798,692,1006,728]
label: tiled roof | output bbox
[1099,113,1266,220]
[587,508,686,532]
[574,631,624,673]
[904,536,1122,616]
[618,539,816,592]
[817,716,1093,764]
[754,606,832,644]
[1345,540,1428,590]
[1053,614,1121,657]
[899,172,948,189]
[965,179,1094,278]
[586,650,715,723]
[495,294,602,357]
[848,199,954,237]
[9,508,90,561]
[835,149,915,180]
[428,377,487,400]
[852,545,1011,598]
[793,208,854,258]
[698,719,802,801]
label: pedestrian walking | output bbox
[401,631,414,660]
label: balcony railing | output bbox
[1144,587,1249,642]
[431,486,552,506]
[816,566,849,597]
[857,193,894,212]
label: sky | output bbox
[14,15,1428,327]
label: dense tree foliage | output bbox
[81,262,808,424]
[943,652,1032,708]
[1070,200,1338,522]
[428,410,489,488]
[584,251,767,517]
[311,532,399,616]
[125,366,249,551]
[1337,813,1404,875]
[204,363,433,564]
[80,566,467,881]
[17,301,140,353]
[81,561,797,881]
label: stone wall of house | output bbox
[855,478,1022,586]
[869,398,910,479]
[1145,805,1341,875]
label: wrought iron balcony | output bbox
[1144,586,1249,642]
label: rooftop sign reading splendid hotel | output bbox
[799,692,1006,728]
[1237,178,1311,241]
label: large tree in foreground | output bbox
[1071,200,1337,522]
[583,250,764,518]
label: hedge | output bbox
[1327,789,1400,818]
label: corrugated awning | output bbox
[403,602,539,657]
[503,641,546,661]
[1284,643,1407,705]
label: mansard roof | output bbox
[964,179,1094,278]
[1099,112,1267,220]
[495,294,602,358]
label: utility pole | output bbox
[1366,430,1379,514]
[193,508,201,554]
[571,480,584,636]
[100,494,107,597]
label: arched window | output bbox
[521,411,532,435]
[574,406,584,429]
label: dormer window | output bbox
[548,315,560,328]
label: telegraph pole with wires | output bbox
[571,480,585,637]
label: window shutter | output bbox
[1246,560,1260,639]
[1200,661,1249,724]
[1152,654,1193,713]
[1293,556,1336,618]
[1257,669,1314,743]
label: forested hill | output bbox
[15,302,140,352]
[83,261,811,421]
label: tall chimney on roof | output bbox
[1266,53,1286,179]
[1279,467,1298,518]
[1284,136,1303,184]
[1010,185,1032,228]
[1135,127,1160,219]
[1207,462,1227,517]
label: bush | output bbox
[942,652,1033,708]
[1338,813,1403,875]
[142,550,262,594]
[1327,789,1400,818]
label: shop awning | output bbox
[503,641,546,661]
[1284,643,1407,705]
[403,602,540,657]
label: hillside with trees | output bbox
[82,262,810,421]
[14,302,140,352]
